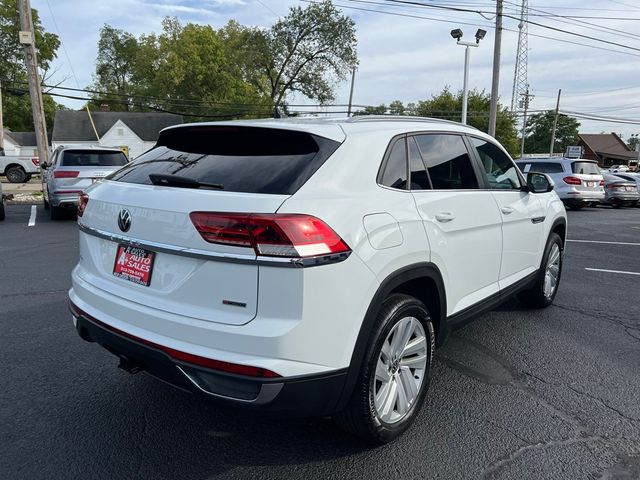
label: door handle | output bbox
[435,212,455,223]
[501,206,514,215]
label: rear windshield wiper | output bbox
[148,173,224,190]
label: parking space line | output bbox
[568,239,640,246]
[585,267,640,276]
[27,205,37,227]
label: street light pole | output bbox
[451,29,485,125]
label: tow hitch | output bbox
[117,355,143,374]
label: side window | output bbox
[415,134,479,190]
[380,138,408,190]
[471,137,522,190]
[408,137,431,190]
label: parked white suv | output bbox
[69,117,567,442]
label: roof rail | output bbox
[346,115,475,128]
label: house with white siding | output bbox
[2,129,42,156]
[51,111,183,159]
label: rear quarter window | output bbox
[109,127,340,195]
[519,162,564,174]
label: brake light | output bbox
[77,193,89,217]
[54,170,79,178]
[189,213,351,258]
[599,180,605,186]
[31,157,40,167]
[563,176,582,185]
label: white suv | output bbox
[69,117,567,442]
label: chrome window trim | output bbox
[77,223,350,268]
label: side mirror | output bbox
[527,172,554,193]
[41,163,48,170]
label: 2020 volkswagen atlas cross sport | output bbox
[69,117,567,443]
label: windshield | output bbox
[61,150,128,167]
[571,161,600,175]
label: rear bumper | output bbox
[71,303,348,416]
[560,190,605,204]
[50,192,81,209]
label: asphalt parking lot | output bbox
[1,203,639,480]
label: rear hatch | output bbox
[54,150,129,193]
[569,160,603,193]
[76,124,343,326]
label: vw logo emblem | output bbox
[118,209,132,232]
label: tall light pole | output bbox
[451,28,486,125]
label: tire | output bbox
[50,205,63,220]
[43,198,49,210]
[518,233,563,309]
[23,174,32,182]
[334,294,435,443]
[0,202,5,221]
[5,166,27,183]
[567,204,583,210]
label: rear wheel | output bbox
[518,233,563,308]
[23,174,32,182]
[0,201,5,221]
[334,294,434,443]
[5,166,26,183]
[43,198,49,210]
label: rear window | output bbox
[572,161,600,175]
[108,126,340,195]
[517,162,564,174]
[61,150,128,167]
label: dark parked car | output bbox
[602,174,640,208]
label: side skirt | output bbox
[446,270,539,330]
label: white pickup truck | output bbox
[0,154,40,183]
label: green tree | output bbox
[239,0,357,109]
[360,88,518,154]
[0,0,62,130]
[524,111,580,154]
[91,25,139,111]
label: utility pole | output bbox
[19,0,49,165]
[488,0,503,137]
[0,80,4,153]
[549,89,562,156]
[347,66,356,117]
[519,88,533,158]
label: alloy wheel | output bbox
[373,316,428,424]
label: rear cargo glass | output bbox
[108,126,341,195]
[572,161,600,175]
[61,150,128,167]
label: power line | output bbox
[379,0,640,53]
[324,0,640,57]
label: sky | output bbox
[31,0,640,141]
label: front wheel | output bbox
[5,166,26,183]
[334,294,434,443]
[518,233,563,308]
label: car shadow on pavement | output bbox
[51,372,373,478]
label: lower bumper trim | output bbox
[71,304,348,416]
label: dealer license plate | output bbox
[113,245,155,286]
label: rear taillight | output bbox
[77,193,89,217]
[563,176,582,185]
[609,183,625,190]
[31,157,40,167]
[599,180,605,186]
[54,170,79,178]
[189,213,351,258]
